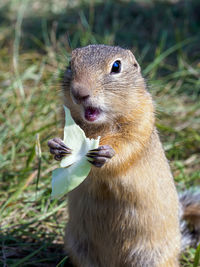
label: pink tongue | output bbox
[85,107,100,121]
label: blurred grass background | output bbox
[0,0,200,266]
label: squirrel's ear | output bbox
[127,50,141,73]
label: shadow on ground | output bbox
[0,226,73,267]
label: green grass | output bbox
[0,0,200,266]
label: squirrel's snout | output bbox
[70,85,90,104]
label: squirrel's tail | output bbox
[179,190,200,250]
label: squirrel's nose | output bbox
[71,86,90,104]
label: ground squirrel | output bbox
[48,45,200,267]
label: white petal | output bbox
[51,106,100,198]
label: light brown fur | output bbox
[62,45,181,266]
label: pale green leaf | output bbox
[51,106,100,198]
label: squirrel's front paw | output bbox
[87,145,115,168]
[48,138,71,161]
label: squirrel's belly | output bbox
[64,182,180,267]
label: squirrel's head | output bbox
[63,45,149,127]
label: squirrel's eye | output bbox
[111,60,121,74]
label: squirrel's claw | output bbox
[87,145,115,168]
[88,145,115,158]
[48,138,71,161]
[54,155,63,161]
[88,159,107,168]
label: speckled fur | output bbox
[179,190,200,249]
[62,45,181,267]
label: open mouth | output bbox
[84,106,101,122]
